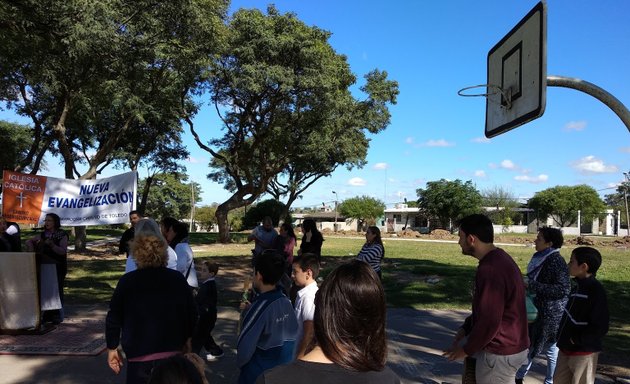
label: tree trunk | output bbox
[138,175,154,215]
[215,203,231,243]
[73,226,87,252]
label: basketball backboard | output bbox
[485,1,547,138]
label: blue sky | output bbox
[3,1,630,210]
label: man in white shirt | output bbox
[291,253,320,358]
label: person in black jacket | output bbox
[554,246,609,384]
[106,233,197,384]
[192,259,224,361]
[119,210,142,257]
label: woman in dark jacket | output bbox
[298,219,323,261]
[515,227,570,384]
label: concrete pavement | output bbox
[0,304,576,384]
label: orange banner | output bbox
[2,171,47,224]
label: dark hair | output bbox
[280,222,297,242]
[45,213,61,230]
[148,354,204,384]
[200,260,219,275]
[457,214,493,243]
[293,253,320,279]
[161,217,189,247]
[572,246,602,276]
[302,219,321,237]
[254,249,286,285]
[366,226,385,259]
[129,210,141,217]
[538,227,564,249]
[314,260,387,371]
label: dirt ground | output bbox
[69,232,630,380]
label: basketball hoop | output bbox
[457,84,512,109]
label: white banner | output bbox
[2,171,137,226]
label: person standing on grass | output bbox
[298,218,323,260]
[291,254,320,358]
[106,234,197,384]
[356,226,385,280]
[443,214,528,384]
[248,216,278,262]
[554,247,609,384]
[119,210,142,257]
[516,227,570,384]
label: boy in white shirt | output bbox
[291,253,320,358]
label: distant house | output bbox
[381,204,622,236]
[382,204,430,233]
[292,205,358,232]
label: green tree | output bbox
[186,6,398,243]
[195,205,218,231]
[528,185,606,227]
[140,174,202,221]
[482,186,519,226]
[242,199,290,229]
[0,121,33,173]
[338,196,385,230]
[416,179,482,231]
[0,0,227,249]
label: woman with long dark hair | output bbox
[356,226,385,279]
[162,217,198,288]
[256,260,400,383]
[298,219,323,260]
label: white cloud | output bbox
[571,155,618,174]
[372,162,389,170]
[187,156,205,164]
[422,139,455,147]
[474,170,487,178]
[620,147,630,153]
[347,177,367,186]
[500,159,517,170]
[405,137,414,144]
[514,174,548,183]
[564,121,587,131]
[471,137,491,144]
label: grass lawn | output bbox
[54,229,630,359]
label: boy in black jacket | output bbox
[554,246,609,384]
[192,260,224,361]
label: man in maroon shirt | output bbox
[443,214,529,384]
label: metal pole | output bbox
[624,173,630,236]
[332,191,338,232]
[547,76,630,133]
[190,183,195,232]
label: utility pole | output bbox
[624,172,630,236]
[190,183,195,232]
[332,190,339,232]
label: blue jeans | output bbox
[516,341,559,384]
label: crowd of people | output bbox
[1,211,610,384]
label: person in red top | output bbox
[443,214,529,384]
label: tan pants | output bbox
[553,351,599,384]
